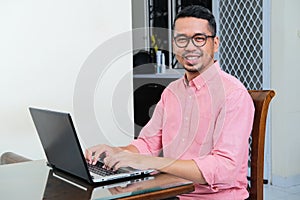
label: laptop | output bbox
[29,107,155,184]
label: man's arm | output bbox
[86,143,207,183]
[151,157,207,184]
[120,144,139,153]
[100,146,207,184]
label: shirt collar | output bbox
[183,61,221,90]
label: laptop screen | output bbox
[29,107,92,183]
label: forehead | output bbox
[174,17,211,35]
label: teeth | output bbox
[185,56,198,60]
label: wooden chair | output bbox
[0,152,31,164]
[247,90,275,200]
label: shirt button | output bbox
[185,117,188,121]
[182,138,185,142]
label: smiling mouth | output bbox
[185,56,200,61]
[183,55,201,66]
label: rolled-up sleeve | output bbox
[194,89,254,189]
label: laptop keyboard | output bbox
[87,162,122,176]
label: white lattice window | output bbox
[217,0,264,90]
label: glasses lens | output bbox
[192,35,206,47]
[175,36,189,48]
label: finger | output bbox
[85,149,91,160]
[104,155,119,170]
[87,145,108,165]
[84,146,98,164]
[103,156,114,169]
[93,150,106,165]
[113,161,122,171]
[85,149,94,163]
[103,156,109,169]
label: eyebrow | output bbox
[173,33,187,38]
[174,33,207,37]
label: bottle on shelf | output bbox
[156,50,166,74]
[156,50,162,74]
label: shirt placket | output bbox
[178,85,195,153]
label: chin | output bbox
[183,64,203,73]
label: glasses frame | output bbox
[173,33,215,48]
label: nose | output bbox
[185,38,197,51]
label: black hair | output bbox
[173,5,217,36]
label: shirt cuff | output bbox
[130,139,152,155]
[193,156,219,191]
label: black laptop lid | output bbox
[29,107,92,183]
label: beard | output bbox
[183,63,204,73]
[179,50,213,73]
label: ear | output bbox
[213,36,219,53]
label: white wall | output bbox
[271,0,300,187]
[0,0,134,160]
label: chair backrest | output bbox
[0,152,31,165]
[247,90,275,200]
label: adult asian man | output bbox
[86,5,254,199]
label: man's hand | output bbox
[85,144,153,170]
[85,144,122,165]
[103,150,152,171]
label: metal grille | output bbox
[218,0,263,90]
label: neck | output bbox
[185,71,200,82]
[185,60,216,81]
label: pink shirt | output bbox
[131,61,254,200]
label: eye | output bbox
[176,37,188,43]
[193,36,205,42]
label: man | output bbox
[86,5,254,199]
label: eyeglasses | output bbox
[174,33,215,48]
